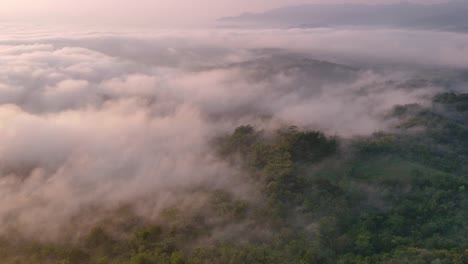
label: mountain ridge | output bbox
[218,1,468,31]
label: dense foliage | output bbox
[1,93,467,264]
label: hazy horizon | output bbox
[0,0,453,27]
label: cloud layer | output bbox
[0,25,465,239]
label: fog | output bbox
[0,24,466,239]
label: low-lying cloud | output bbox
[0,24,466,239]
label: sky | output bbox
[0,0,451,27]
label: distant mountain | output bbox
[218,1,468,31]
[222,53,357,82]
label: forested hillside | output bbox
[1,93,466,264]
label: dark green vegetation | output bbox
[1,93,467,264]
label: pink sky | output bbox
[0,0,451,27]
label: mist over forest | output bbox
[0,2,467,263]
